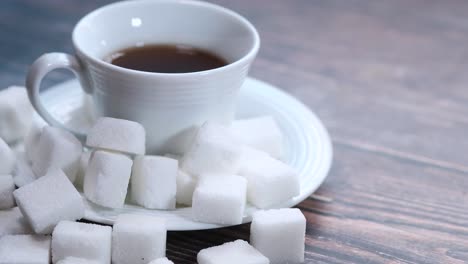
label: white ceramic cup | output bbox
[26,0,260,154]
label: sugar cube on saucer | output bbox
[0,207,33,236]
[197,239,269,264]
[192,175,247,225]
[239,147,300,209]
[57,257,100,264]
[83,150,132,209]
[231,116,283,159]
[148,257,174,264]
[0,86,34,143]
[13,169,85,234]
[181,123,243,176]
[176,170,197,206]
[112,214,166,264]
[131,155,177,210]
[250,208,306,263]
[0,234,51,263]
[86,117,146,155]
[0,137,15,175]
[32,126,83,183]
[52,221,112,264]
[0,175,15,209]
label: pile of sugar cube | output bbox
[0,86,306,263]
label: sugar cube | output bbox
[74,150,91,188]
[83,150,132,208]
[0,86,33,143]
[57,257,100,264]
[13,151,37,187]
[24,120,46,162]
[32,126,83,182]
[251,208,306,263]
[86,117,146,155]
[0,175,15,209]
[0,137,15,175]
[181,123,243,176]
[112,214,166,264]
[176,170,196,206]
[192,175,247,225]
[0,207,33,237]
[131,156,177,210]
[0,234,51,263]
[13,169,85,234]
[164,153,182,162]
[52,221,112,264]
[197,240,269,264]
[239,148,300,209]
[231,116,283,159]
[148,257,174,264]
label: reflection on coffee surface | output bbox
[105,44,228,73]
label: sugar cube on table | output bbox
[112,214,166,264]
[84,150,132,209]
[0,175,15,209]
[192,175,247,225]
[0,137,15,175]
[31,126,83,183]
[52,221,112,264]
[13,169,85,234]
[57,257,100,264]
[0,207,33,237]
[13,151,37,187]
[0,86,34,143]
[181,123,243,176]
[239,147,300,209]
[148,257,174,264]
[74,150,91,188]
[86,117,146,155]
[250,208,306,264]
[0,234,51,264]
[176,170,197,206]
[230,116,283,159]
[197,239,269,264]
[131,156,177,210]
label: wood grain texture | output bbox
[1,0,468,263]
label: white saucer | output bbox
[38,77,333,230]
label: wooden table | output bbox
[2,0,468,263]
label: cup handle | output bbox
[26,52,91,141]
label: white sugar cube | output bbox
[239,148,300,208]
[176,170,196,206]
[13,152,37,187]
[24,120,46,162]
[32,126,83,182]
[131,156,177,210]
[181,123,243,176]
[86,117,146,155]
[149,257,174,264]
[0,207,33,236]
[197,240,269,264]
[0,234,51,263]
[0,86,33,143]
[231,116,283,159]
[0,175,15,209]
[74,150,91,188]
[83,150,132,209]
[57,257,100,264]
[0,137,15,175]
[13,169,85,234]
[192,175,247,225]
[251,208,306,263]
[112,214,166,264]
[52,221,112,264]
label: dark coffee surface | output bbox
[106,44,227,73]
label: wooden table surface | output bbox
[2,0,468,263]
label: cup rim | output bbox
[72,0,260,77]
